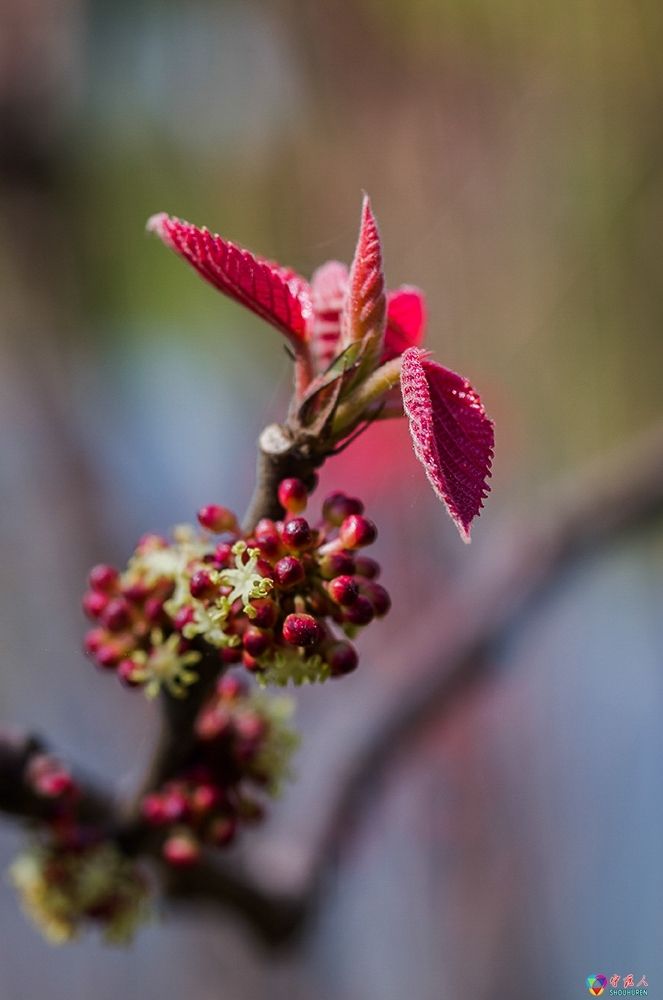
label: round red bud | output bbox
[327,641,359,676]
[88,564,119,593]
[102,598,132,632]
[190,784,219,815]
[254,519,283,559]
[339,514,377,550]
[189,569,217,600]
[328,575,359,607]
[353,556,381,580]
[322,492,364,526]
[256,559,275,580]
[84,628,107,655]
[145,597,165,623]
[82,591,108,620]
[242,651,261,671]
[161,788,189,823]
[220,646,242,665]
[217,673,246,699]
[343,595,375,626]
[360,581,391,618]
[141,793,166,825]
[162,831,200,867]
[95,643,125,669]
[278,478,308,514]
[117,658,143,688]
[249,597,278,629]
[242,627,270,658]
[282,613,323,647]
[196,705,231,741]
[317,551,355,580]
[212,542,233,569]
[282,517,313,552]
[121,581,150,603]
[274,556,305,588]
[173,605,196,631]
[197,505,238,534]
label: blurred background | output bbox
[0,0,662,997]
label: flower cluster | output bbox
[141,674,299,865]
[83,480,390,691]
[10,752,150,945]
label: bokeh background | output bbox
[0,1,662,997]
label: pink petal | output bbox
[340,196,386,355]
[147,214,312,344]
[400,348,494,542]
[310,260,348,371]
[382,287,427,362]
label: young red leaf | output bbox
[340,196,386,364]
[310,260,348,371]
[147,214,312,345]
[400,348,494,542]
[382,287,427,362]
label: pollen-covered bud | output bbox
[102,598,132,632]
[317,551,355,580]
[339,514,377,549]
[208,815,236,847]
[353,556,381,579]
[328,575,359,607]
[197,505,238,534]
[282,613,323,647]
[343,595,375,626]
[242,627,270,658]
[189,569,217,600]
[249,597,278,628]
[88,564,120,593]
[117,658,143,688]
[282,517,313,552]
[82,591,108,620]
[274,556,305,588]
[327,641,359,676]
[278,478,308,514]
[162,830,200,867]
[322,492,364,526]
[359,581,391,618]
[254,519,282,559]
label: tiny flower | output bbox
[218,542,273,614]
[188,568,219,600]
[128,631,201,700]
[248,597,278,628]
[101,598,132,632]
[243,627,271,658]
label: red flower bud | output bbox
[274,556,305,588]
[189,569,217,600]
[343,595,374,626]
[256,558,275,580]
[121,581,150,603]
[234,712,266,742]
[196,705,232,740]
[82,591,108,620]
[162,831,200,866]
[212,542,234,568]
[254,519,283,559]
[145,597,165,622]
[328,575,359,607]
[95,642,126,669]
[190,784,219,815]
[242,627,270,658]
[102,598,132,632]
[353,556,381,580]
[142,793,166,824]
[359,581,391,618]
[197,505,238,534]
[249,597,278,628]
[327,642,359,676]
[282,613,323,647]
[208,815,236,847]
[84,628,107,654]
[161,788,189,823]
[317,551,355,580]
[242,651,261,671]
[322,492,364,526]
[117,658,143,688]
[136,533,168,554]
[220,646,242,665]
[282,516,313,552]
[88,564,119,593]
[278,478,308,514]
[339,514,377,549]
[173,605,196,631]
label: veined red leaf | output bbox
[382,287,427,362]
[310,260,348,372]
[400,348,494,542]
[340,196,386,360]
[147,214,312,344]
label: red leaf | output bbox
[340,196,386,356]
[400,348,493,542]
[310,260,348,371]
[382,287,427,362]
[147,214,312,344]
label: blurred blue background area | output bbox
[0,0,661,997]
